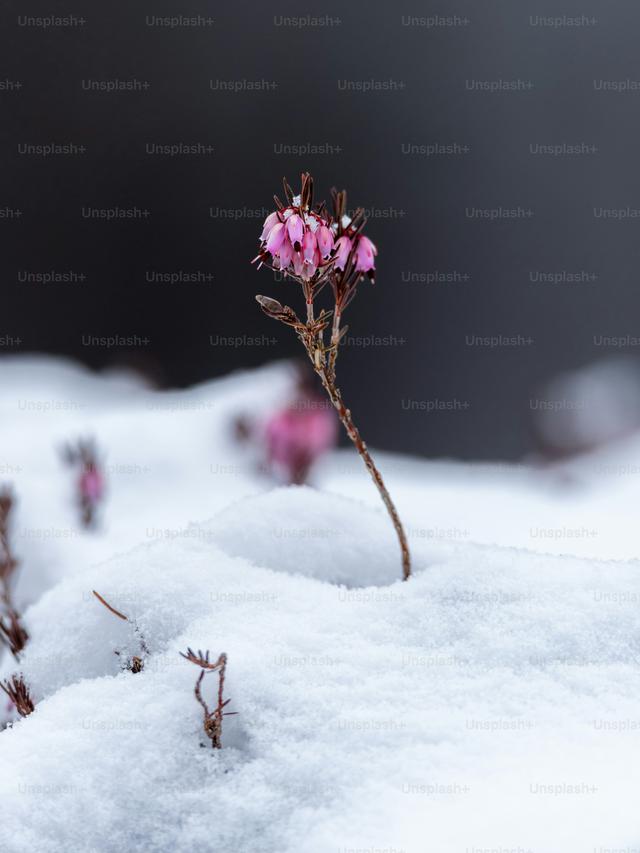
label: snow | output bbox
[1,355,640,852]
[205,487,409,586]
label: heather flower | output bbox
[355,235,377,275]
[265,221,286,255]
[316,225,334,259]
[61,438,105,529]
[254,176,336,287]
[302,229,317,265]
[333,235,352,271]
[258,207,330,282]
[278,237,294,270]
[260,211,280,242]
[286,213,304,247]
[292,251,305,277]
[264,368,337,485]
[80,466,104,503]
[253,173,411,580]
[265,406,336,485]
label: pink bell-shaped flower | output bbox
[260,211,281,242]
[265,222,286,255]
[316,225,334,259]
[278,238,294,270]
[355,235,377,274]
[302,230,317,265]
[333,235,353,270]
[286,213,304,248]
[80,467,104,502]
[292,251,305,277]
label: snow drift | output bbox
[1,357,640,852]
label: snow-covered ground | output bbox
[1,356,639,852]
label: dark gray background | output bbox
[3,0,637,460]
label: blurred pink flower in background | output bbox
[79,466,104,503]
[61,438,105,529]
[233,364,338,486]
[265,396,337,485]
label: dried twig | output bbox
[0,609,29,660]
[0,486,18,593]
[0,486,28,660]
[93,590,148,673]
[180,647,236,748]
[1,674,34,718]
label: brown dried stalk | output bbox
[255,294,411,580]
[0,486,29,659]
[0,486,18,596]
[180,647,236,749]
[93,590,148,673]
[0,674,34,717]
[0,608,29,660]
[0,487,18,588]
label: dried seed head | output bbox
[0,674,34,718]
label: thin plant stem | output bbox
[327,309,341,378]
[303,282,314,324]
[301,335,411,581]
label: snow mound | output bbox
[0,357,295,606]
[205,486,413,586]
[6,356,640,850]
[1,488,640,852]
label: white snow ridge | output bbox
[0,358,639,852]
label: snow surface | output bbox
[1,356,640,852]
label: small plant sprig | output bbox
[93,590,148,673]
[180,647,236,749]
[61,438,105,529]
[253,173,412,580]
[1,674,34,718]
[0,609,29,660]
[0,486,28,660]
[0,487,18,586]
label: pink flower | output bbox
[265,403,337,484]
[286,213,304,248]
[80,468,104,502]
[278,238,294,270]
[260,211,281,242]
[302,230,317,265]
[316,225,334,259]
[292,251,305,277]
[334,235,353,270]
[355,235,377,274]
[303,258,317,280]
[265,222,286,255]
[256,185,354,286]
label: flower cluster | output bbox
[334,231,376,275]
[254,174,377,290]
[261,206,334,280]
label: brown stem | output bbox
[303,338,411,580]
[327,309,341,378]
[303,282,314,324]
